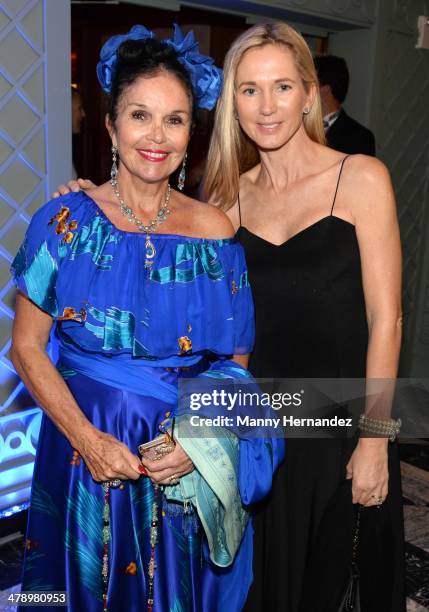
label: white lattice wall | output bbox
[0,0,71,516]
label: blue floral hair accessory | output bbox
[96,24,223,111]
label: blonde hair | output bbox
[203,22,326,209]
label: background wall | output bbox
[0,0,71,517]
[330,0,429,375]
[373,1,429,377]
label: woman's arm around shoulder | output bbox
[52,178,97,198]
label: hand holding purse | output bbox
[138,432,176,461]
[138,413,176,461]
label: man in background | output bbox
[314,55,376,156]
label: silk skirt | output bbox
[20,367,233,612]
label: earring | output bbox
[111,145,118,185]
[303,107,310,115]
[177,152,187,191]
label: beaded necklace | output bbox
[101,479,120,612]
[110,175,171,269]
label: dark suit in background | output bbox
[326,108,376,156]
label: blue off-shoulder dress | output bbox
[11,192,284,612]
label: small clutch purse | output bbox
[138,413,176,461]
[138,433,176,461]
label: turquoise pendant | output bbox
[145,234,156,269]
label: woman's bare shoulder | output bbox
[343,154,390,187]
[85,181,113,203]
[175,192,235,239]
[341,155,395,220]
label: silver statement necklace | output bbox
[110,175,171,269]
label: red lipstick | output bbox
[138,149,169,162]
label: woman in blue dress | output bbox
[10,25,283,612]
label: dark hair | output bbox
[314,55,349,104]
[108,37,196,124]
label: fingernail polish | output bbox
[138,464,148,475]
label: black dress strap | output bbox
[331,155,351,215]
[237,192,242,227]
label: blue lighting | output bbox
[0,383,25,414]
[0,407,42,519]
[0,501,29,520]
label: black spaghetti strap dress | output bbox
[237,157,405,612]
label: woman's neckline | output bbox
[78,191,236,242]
[237,215,355,248]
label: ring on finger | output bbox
[371,494,384,507]
[104,479,121,489]
[168,473,180,485]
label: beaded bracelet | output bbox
[358,414,401,442]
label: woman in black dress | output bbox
[204,22,405,612]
